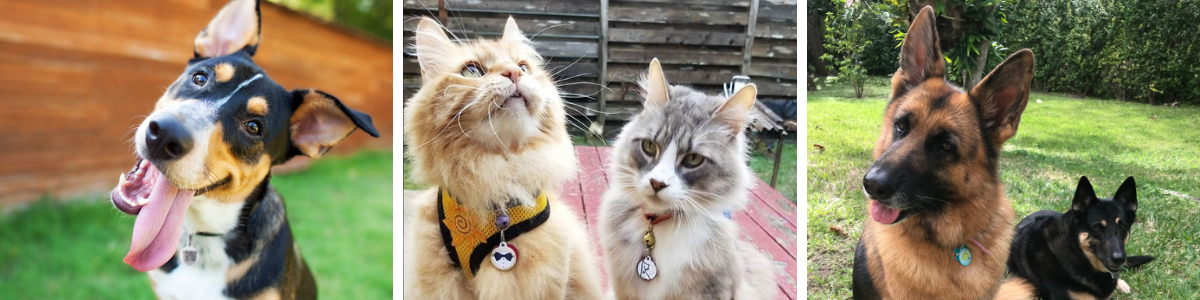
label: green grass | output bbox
[807,79,1200,299]
[751,142,798,201]
[0,150,393,299]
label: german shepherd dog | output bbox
[852,6,1035,299]
[1005,176,1155,300]
[108,0,378,298]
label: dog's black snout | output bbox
[863,166,896,200]
[145,118,194,161]
[1111,249,1126,267]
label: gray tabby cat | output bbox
[599,58,778,300]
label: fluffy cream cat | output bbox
[403,17,603,300]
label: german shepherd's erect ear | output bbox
[892,6,945,97]
[969,49,1035,147]
[1112,176,1138,213]
[1072,176,1100,212]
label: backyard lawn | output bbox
[0,150,393,299]
[807,79,1200,299]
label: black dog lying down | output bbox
[1006,176,1154,300]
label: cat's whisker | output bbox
[549,55,588,78]
[529,23,569,41]
[485,102,509,150]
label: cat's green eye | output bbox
[640,140,658,157]
[461,62,485,78]
[682,153,705,168]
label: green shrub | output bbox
[1003,0,1200,104]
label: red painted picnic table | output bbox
[560,146,798,300]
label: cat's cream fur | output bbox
[403,17,603,300]
[599,59,778,300]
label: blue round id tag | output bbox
[954,245,972,266]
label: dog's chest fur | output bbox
[149,196,245,300]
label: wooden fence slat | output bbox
[608,47,743,66]
[608,7,748,25]
[608,28,745,46]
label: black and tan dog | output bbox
[852,6,1034,300]
[1005,176,1155,300]
[108,0,377,298]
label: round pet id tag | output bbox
[491,242,519,271]
[954,244,972,266]
[637,255,658,281]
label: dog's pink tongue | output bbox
[123,166,195,272]
[870,200,901,224]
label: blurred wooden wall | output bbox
[0,0,393,206]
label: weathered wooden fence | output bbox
[401,0,797,130]
[0,0,393,207]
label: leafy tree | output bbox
[822,0,888,98]
[269,0,392,42]
[885,0,1010,88]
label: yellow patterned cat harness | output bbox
[437,188,550,278]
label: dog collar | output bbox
[437,188,550,278]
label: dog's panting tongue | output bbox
[112,161,195,272]
[870,200,901,224]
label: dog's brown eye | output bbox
[461,63,485,78]
[192,73,209,86]
[244,121,261,135]
[895,122,907,133]
[682,153,705,168]
[640,140,658,157]
[941,141,954,152]
[519,63,529,74]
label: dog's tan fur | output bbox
[857,6,1035,300]
[403,16,603,299]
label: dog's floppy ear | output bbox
[195,0,262,58]
[641,58,670,109]
[969,49,1034,146]
[714,84,757,135]
[1113,176,1138,213]
[1072,176,1098,212]
[893,6,945,96]
[289,89,379,158]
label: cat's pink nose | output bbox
[649,179,668,192]
[501,66,522,84]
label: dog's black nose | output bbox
[1111,249,1126,267]
[863,166,896,200]
[145,118,194,161]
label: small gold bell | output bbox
[643,230,656,248]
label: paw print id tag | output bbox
[490,242,519,271]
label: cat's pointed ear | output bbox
[714,84,757,134]
[415,17,455,81]
[289,89,379,159]
[501,16,529,43]
[642,58,670,109]
[194,0,261,58]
